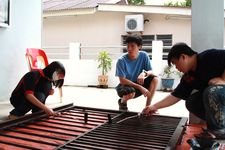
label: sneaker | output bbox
[118,99,128,111]
[8,114,19,120]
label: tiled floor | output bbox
[0,86,188,122]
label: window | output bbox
[156,34,172,60]
[122,34,172,60]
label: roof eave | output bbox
[43,7,97,18]
[97,4,191,15]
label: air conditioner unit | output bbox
[125,14,144,32]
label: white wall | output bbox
[192,0,224,51]
[43,12,191,59]
[0,0,42,101]
[43,11,187,88]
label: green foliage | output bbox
[128,0,145,5]
[162,65,183,78]
[164,0,191,7]
[97,51,112,75]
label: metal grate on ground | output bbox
[0,103,121,149]
[0,103,188,150]
[57,111,188,150]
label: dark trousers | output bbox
[116,75,155,98]
[185,85,225,132]
[10,92,47,116]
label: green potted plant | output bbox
[161,65,182,91]
[97,51,112,88]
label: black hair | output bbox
[168,42,198,66]
[43,61,65,88]
[125,35,143,46]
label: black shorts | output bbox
[116,75,155,98]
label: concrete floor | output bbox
[0,86,188,122]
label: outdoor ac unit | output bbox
[125,14,144,32]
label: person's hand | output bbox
[49,89,54,95]
[43,107,55,116]
[137,73,145,85]
[139,86,149,97]
[208,77,225,85]
[142,105,158,116]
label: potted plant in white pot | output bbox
[97,51,112,88]
[161,65,182,91]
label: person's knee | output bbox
[185,100,192,112]
[123,92,135,100]
[149,77,158,89]
[203,86,220,104]
[116,85,135,98]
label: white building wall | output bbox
[0,0,42,101]
[42,11,192,88]
[43,12,192,57]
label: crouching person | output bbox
[8,61,65,119]
[115,35,158,111]
[143,43,225,138]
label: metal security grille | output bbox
[0,104,187,150]
[58,112,187,150]
[0,104,121,149]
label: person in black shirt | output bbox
[9,61,65,119]
[142,43,225,137]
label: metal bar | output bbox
[56,112,125,149]
[166,117,188,149]
[0,140,39,150]
[0,132,59,146]
[79,134,168,148]
[48,116,100,126]
[73,105,123,114]
[88,127,172,141]
[0,135,52,150]
[24,125,79,137]
[83,129,170,143]
[0,103,74,130]
[25,123,83,136]
[43,119,95,129]
[7,128,67,142]
[61,111,109,121]
[69,139,165,150]
[67,109,119,116]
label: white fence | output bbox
[43,41,180,88]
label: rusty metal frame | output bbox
[57,111,188,150]
[0,104,188,150]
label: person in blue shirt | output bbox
[115,35,158,111]
[143,43,225,138]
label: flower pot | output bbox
[98,75,108,86]
[161,78,174,90]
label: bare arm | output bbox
[142,94,181,115]
[119,77,143,90]
[25,94,54,116]
[152,94,181,109]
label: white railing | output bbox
[43,45,172,60]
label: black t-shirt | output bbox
[172,49,225,100]
[11,70,52,98]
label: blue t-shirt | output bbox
[115,51,152,82]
